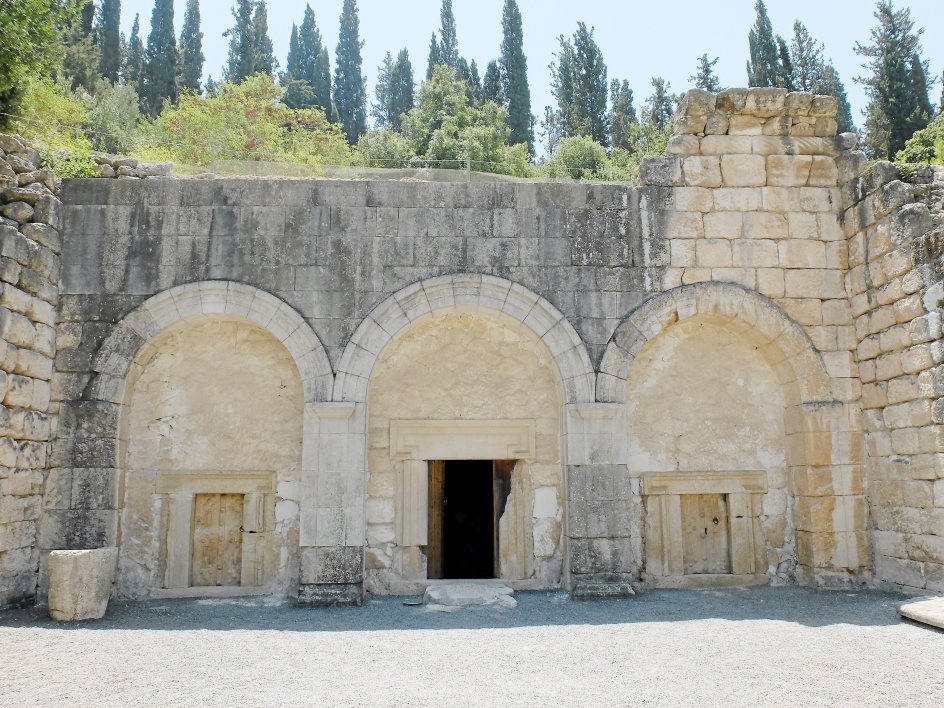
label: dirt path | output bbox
[1,587,942,707]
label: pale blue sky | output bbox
[119,0,944,134]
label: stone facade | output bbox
[0,87,942,608]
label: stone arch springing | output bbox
[89,280,334,407]
[333,273,596,404]
[597,281,834,406]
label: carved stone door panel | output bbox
[191,493,244,587]
[680,494,731,575]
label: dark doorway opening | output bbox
[427,460,514,580]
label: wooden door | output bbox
[427,461,445,579]
[680,494,731,575]
[191,493,244,587]
[492,461,514,578]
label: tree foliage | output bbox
[483,60,502,105]
[96,0,122,84]
[690,54,722,93]
[178,0,204,93]
[140,0,178,117]
[84,77,142,153]
[500,0,532,153]
[608,79,636,151]
[747,0,791,88]
[547,23,608,146]
[897,114,944,164]
[122,13,144,86]
[855,0,933,160]
[61,1,101,92]
[143,73,350,167]
[790,21,854,133]
[251,1,276,76]
[644,77,677,131]
[373,50,414,131]
[283,5,334,120]
[334,0,367,143]
[438,0,459,69]
[0,0,77,122]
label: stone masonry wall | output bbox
[846,161,944,594]
[0,136,62,608]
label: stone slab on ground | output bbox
[47,548,118,621]
[423,580,517,609]
[899,596,944,630]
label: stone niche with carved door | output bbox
[156,471,276,596]
[642,471,768,587]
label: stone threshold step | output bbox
[899,596,944,630]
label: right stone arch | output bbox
[599,282,868,587]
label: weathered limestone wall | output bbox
[12,87,939,603]
[365,309,564,592]
[0,136,62,608]
[845,162,944,594]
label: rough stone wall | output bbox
[0,136,62,607]
[845,161,944,594]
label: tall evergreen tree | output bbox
[96,0,122,84]
[314,48,336,121]
[438,0,459,69]
[334,0,367,143]
[455,57,479,105]
[123,13,144,85]
[690,54,722,93]
[283,4,333,114]
[178,0,204,93]
[747,0,790,88]
[426,33,441,80]
[483,60,502,104]
[776,36,795,90]
[500,0,532,153]
[790,21,855,133]
[609,79,636,151]
[140,0,178,116]
[855,0,933,160]
[224,0,255,83]
[645,77,677,131]
[61,1,101,91]
[373,49,414,130]
[820,64,855,134]
[549,23,608,145]
[251,0,276,76]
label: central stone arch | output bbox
[333,273,595,404]
[333,274,594,594]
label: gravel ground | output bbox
[1,586,943,707]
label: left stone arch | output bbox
[89,280,334,406]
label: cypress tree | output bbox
[790,22,855,133]
[178,0,204,93]
[286,25,301,77]
[467,59,482,104]
[747,0,790,88]
[314,48,336,122]
[140,0,178,117]
[334,0,367,143]
[500,0,532,153]
[224,0,254,83]
[776,36,794,90]
[373,49,414,130]
[609,79,636,151]
[123,13,144,85]
[96,0,122,84]
[483,60,502,105]
[455,57,479,105]
[690,54,722,93]
[426,33,441,80]
[61,1,101,91]
[438,0,459,69]
[855,0,933,160]
[645,77,677,131]
[251,0,276,76]
[570,23,608,145]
